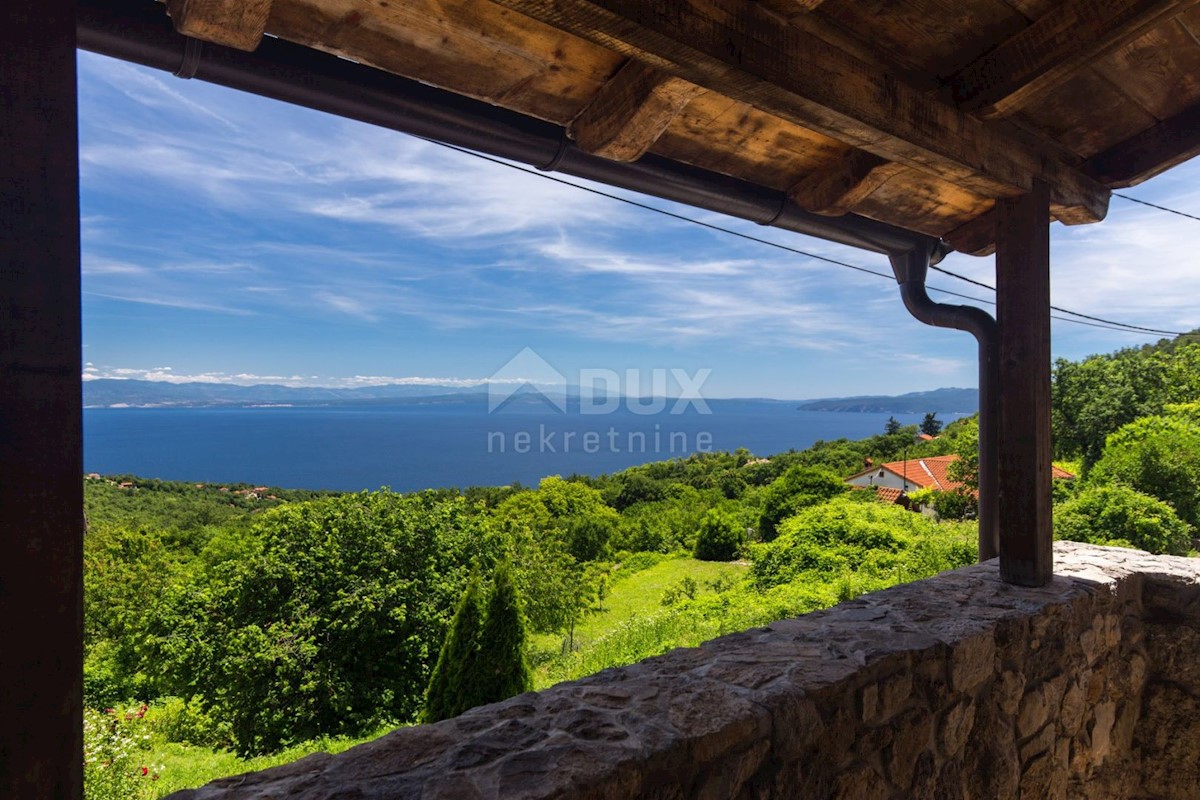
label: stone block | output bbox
[951,633,996,695]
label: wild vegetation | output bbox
[82,334,1200,798]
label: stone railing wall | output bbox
[170,542,1200,800]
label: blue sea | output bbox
[83,401,961,492]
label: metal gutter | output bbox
[75,0,944,259]
[890,244,998,561]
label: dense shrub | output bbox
[1088,412,1200,529]
[756,467,847,541]
[750,496,976,590]
[1055,484,1191,556]
[693,508,744,561]
[929,488,976,521]
[150,491,497,755]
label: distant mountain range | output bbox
[83,379,499,408]
[797,387,978,414]
[84,378,978,414]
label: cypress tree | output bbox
[475,561,533,705]
[421,572,484,723]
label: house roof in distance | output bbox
[848,454,1074,493]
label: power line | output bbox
[928,265,1185,336]
[428,139,1184,338]
[1114,192,1200,223]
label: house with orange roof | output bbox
[849,453,1075,515]
[846,454,1073,496]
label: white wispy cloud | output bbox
[83,365,534,388]
[75,50,1200,397]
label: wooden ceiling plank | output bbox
[568,60,705,161]
[165,0,273,51]
[1086,100,1200,185]
[945,207,1000,256]
[489,0,1110,223]
[787,150,907,215]
[950,0,1200,119]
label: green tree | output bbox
[946,417,979,491]
[150,491,496,755]
[693,508,743,561]
[422,573,486,723]
[567,516,613,562]
[1055,484,1191,556]
[920,413,942,436]
[474,562,534,705]
[757,466,847,541]
[492,477,619,634]
[885,416,902,435]
[1052,340,1200,468]
[1088,412,1200,529]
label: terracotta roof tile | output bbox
[874,486,905,504]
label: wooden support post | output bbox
[995,179,1053,587]
[0,1,84,798]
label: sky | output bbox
[77,51,1200,400]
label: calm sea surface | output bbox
[83,401,962,492]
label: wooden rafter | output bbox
[1086,100,1200,186]
[166,0,273,51]
[787,150,907,216]
[944,208,1001,257]
[568,60,704,162]
[950,0,1200,119]
[489,0,1110,224]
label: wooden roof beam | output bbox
[950,0,1200,119]
[491,0,1110,225]
[165,0,273,52]
[568,60,705,162]
[788,150,907,216]
[1086,100,1200,187]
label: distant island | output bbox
[84,378,508,408]
[797,387,977,414]
[84,378,978,414]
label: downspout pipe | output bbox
[75,0,942,258]
[889,244,998,562]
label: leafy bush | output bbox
[618,550,667,572]
[84,705,160,800]
[150,696,232,749]
[929,488,976,521]
[693,508,744,561]
[149,491,496,755]
[756,467,847,541]
[750,496,976,590]
[1088,412,1200,529]
[1055,484,1191,555]
[661,576,698,607]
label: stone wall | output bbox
[169,542,1200,800]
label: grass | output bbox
[529,555,751,688]
[530,556,748,654]
[145,732,387,797]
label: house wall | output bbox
[845,470,914,492]
[168,542,1200,800]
